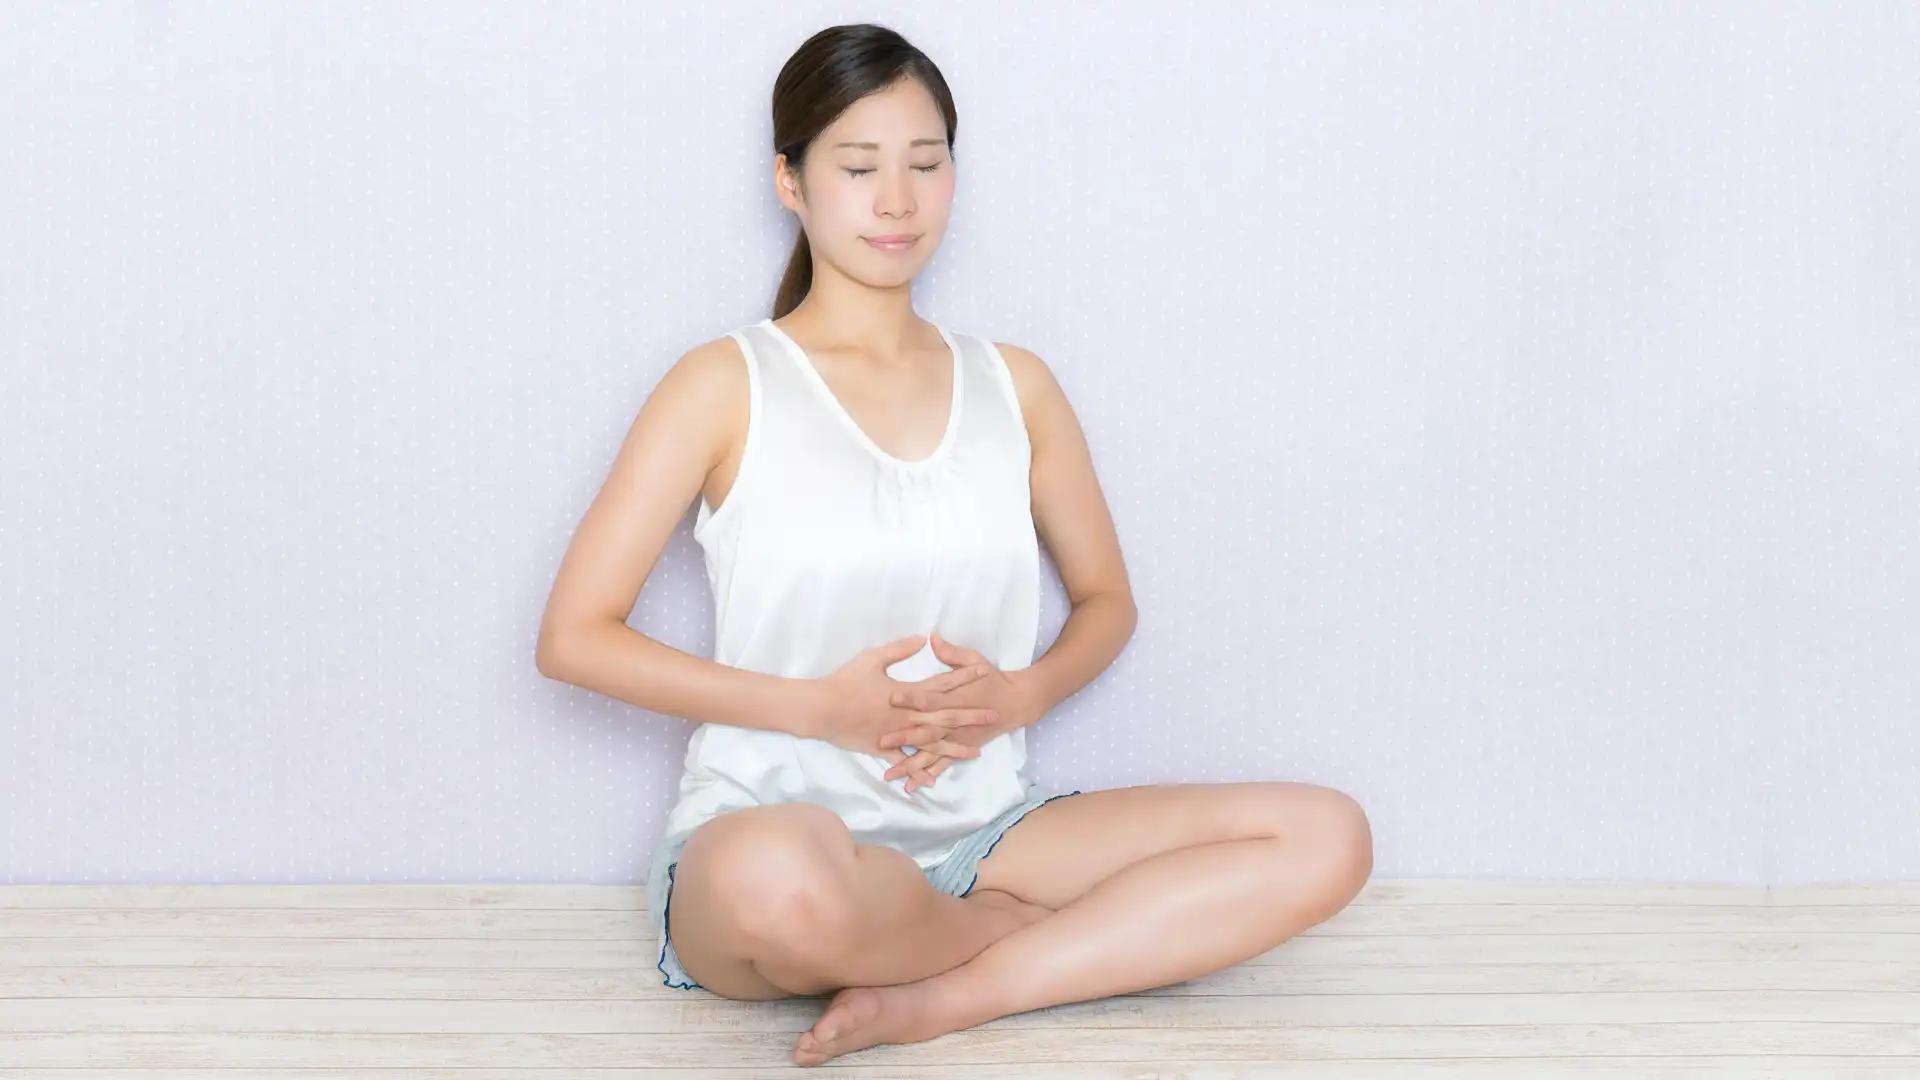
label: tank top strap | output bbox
[730,320,813,404]
[946,331,1024,436]
[695,319,861,541]
[692,322,783,540]
[728,319,861,460]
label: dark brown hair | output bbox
[770,24,958,319]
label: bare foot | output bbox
[792,982,946,1067]
[790,891,1047,1066]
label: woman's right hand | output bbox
[806,634,1001,770]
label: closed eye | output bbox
[844,165,943,177]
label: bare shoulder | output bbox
[989,340,1057,397]
[990,340,1076,445]
[659,332,748,407]
[645,332,748,456]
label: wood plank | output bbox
[9,1060,1920,1079]
[1769,885,1920,906]
[5,959,1906,997]
[0,931,1905,967]
[2,1024,1915,1069]
[4,903,1917,938]
[3,989,1916,1034]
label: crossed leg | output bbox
[792,780,1374,1066]
[663,801,1053,1001]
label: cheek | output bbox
[817,186,873,226]
[928,180,958,220]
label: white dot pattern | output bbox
[0,7,1914,887]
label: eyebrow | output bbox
[831,138,947,150]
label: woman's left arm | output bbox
[996,341,1137,728]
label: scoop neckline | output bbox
[760,317,964,471]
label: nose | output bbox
[876,170,915,219]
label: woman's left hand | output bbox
[881,632,1040,789]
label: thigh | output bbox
[665,801,852,1000]
[972,780,1371,910]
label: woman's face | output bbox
[777,77,955,285]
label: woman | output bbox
[535,22,1374,1068]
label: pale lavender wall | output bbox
[2,2,1913,886]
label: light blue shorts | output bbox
[648,784,1083,991]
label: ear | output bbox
[774,153,808,214]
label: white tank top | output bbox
[658,317,1042,868]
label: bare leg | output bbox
[746,841,1050,994]
[668,803,1050,998]
[793,830,1367,1065]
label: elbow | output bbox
[534,629,577,682]
[1107,588,1140,642]
[1075,586,1138,644]
[537,616,624,681]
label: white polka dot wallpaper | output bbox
[1,4,1913,887]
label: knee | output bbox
[1312,787,1375,895]
[683,802,861,951]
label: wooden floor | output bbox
[1,879,1915,1077]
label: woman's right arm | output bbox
[533,335,823,738]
